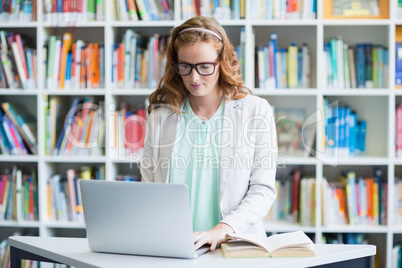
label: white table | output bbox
[9,236,376,268]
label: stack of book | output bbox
[324,98,367,157]
[323,233,366,244]
[322,169,387,226]
[250,0,317,20]
[234,27,245,81]
[324,38,388,89]
[45,32,104,90]
[0,102,37,155]
[255,32,311,89]
[395,43,402,86]
[393,177,402,225]
[114,0,173,21]
[182,0,236,20]
[0,0,36,22]
[0,166,38,222]
[43,0,104,23]
[112,30,167,89]
[395,104,402,157]
[45,97,105,156]
[267,169,318,227]
[266,169,302,224]
[47,166,104,223]
[269,171,336,227]
[109,102,146,157]
[0,31,37,90]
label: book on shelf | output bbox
[324,39,388,89]
[249,0,316,20]
[322,178,348,226]
[255,34,311,89]
[109,102,146,157]
[392,244,402,268]
[124,106,146,153]
[396,104,402,157]
[322,168,386,226]
[266,168,303,224]
[333,0,379,16]
[299,177,316,226]
[1,102,37,155]
[221,231,315,258]
[44,0,104,23]
[112,30,167,89]
[0,111,26,155]
[181,0,242,20]
[323,233,366,245]
[47,97,105,156]
[0,31,37,90]
[0,102,38,155]
[396,43,402,86]
[47,166,103,223]
[0,167,38,222]
[324,99,366,157]
[45,33,104,90]
[0,0,35,22]
[395,178,402,225]
[114,0,173,21]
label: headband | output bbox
[177,27,222,42]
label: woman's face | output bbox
[177,41,220,100]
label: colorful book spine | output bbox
[44,0,104,22]
[365,43,373,88]
[396,43,402,86]
[288,43,298,88]
[59,33,73,89]
[269,32,278,88]
[45,34,103,90]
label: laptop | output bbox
[79,180,210,259]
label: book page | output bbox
[265,231,314,252]
[269,244,316,258]
[221,241,270,258]
[224,233,270,252]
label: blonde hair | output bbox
[148,16,250,115]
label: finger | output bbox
[194,239,207,250]
[193,231,205,244]
[210,241,217,251]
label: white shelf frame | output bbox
[0,1,400,267]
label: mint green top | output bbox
[169,98,224,232]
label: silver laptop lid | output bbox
[80,180,198,258]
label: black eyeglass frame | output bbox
[172,56,220,76]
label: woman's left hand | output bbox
[193,223,234,251]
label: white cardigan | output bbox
[140,94,278,236]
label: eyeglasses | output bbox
[172,57,219,76]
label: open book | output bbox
[221,230,315,258]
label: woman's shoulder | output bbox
[148,104,176,118]
[242,94,268,104]
[237,94,272,110]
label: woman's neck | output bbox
[188,91,223,120]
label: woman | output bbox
[140,16,277,251]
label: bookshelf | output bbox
[0,0,400,267]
